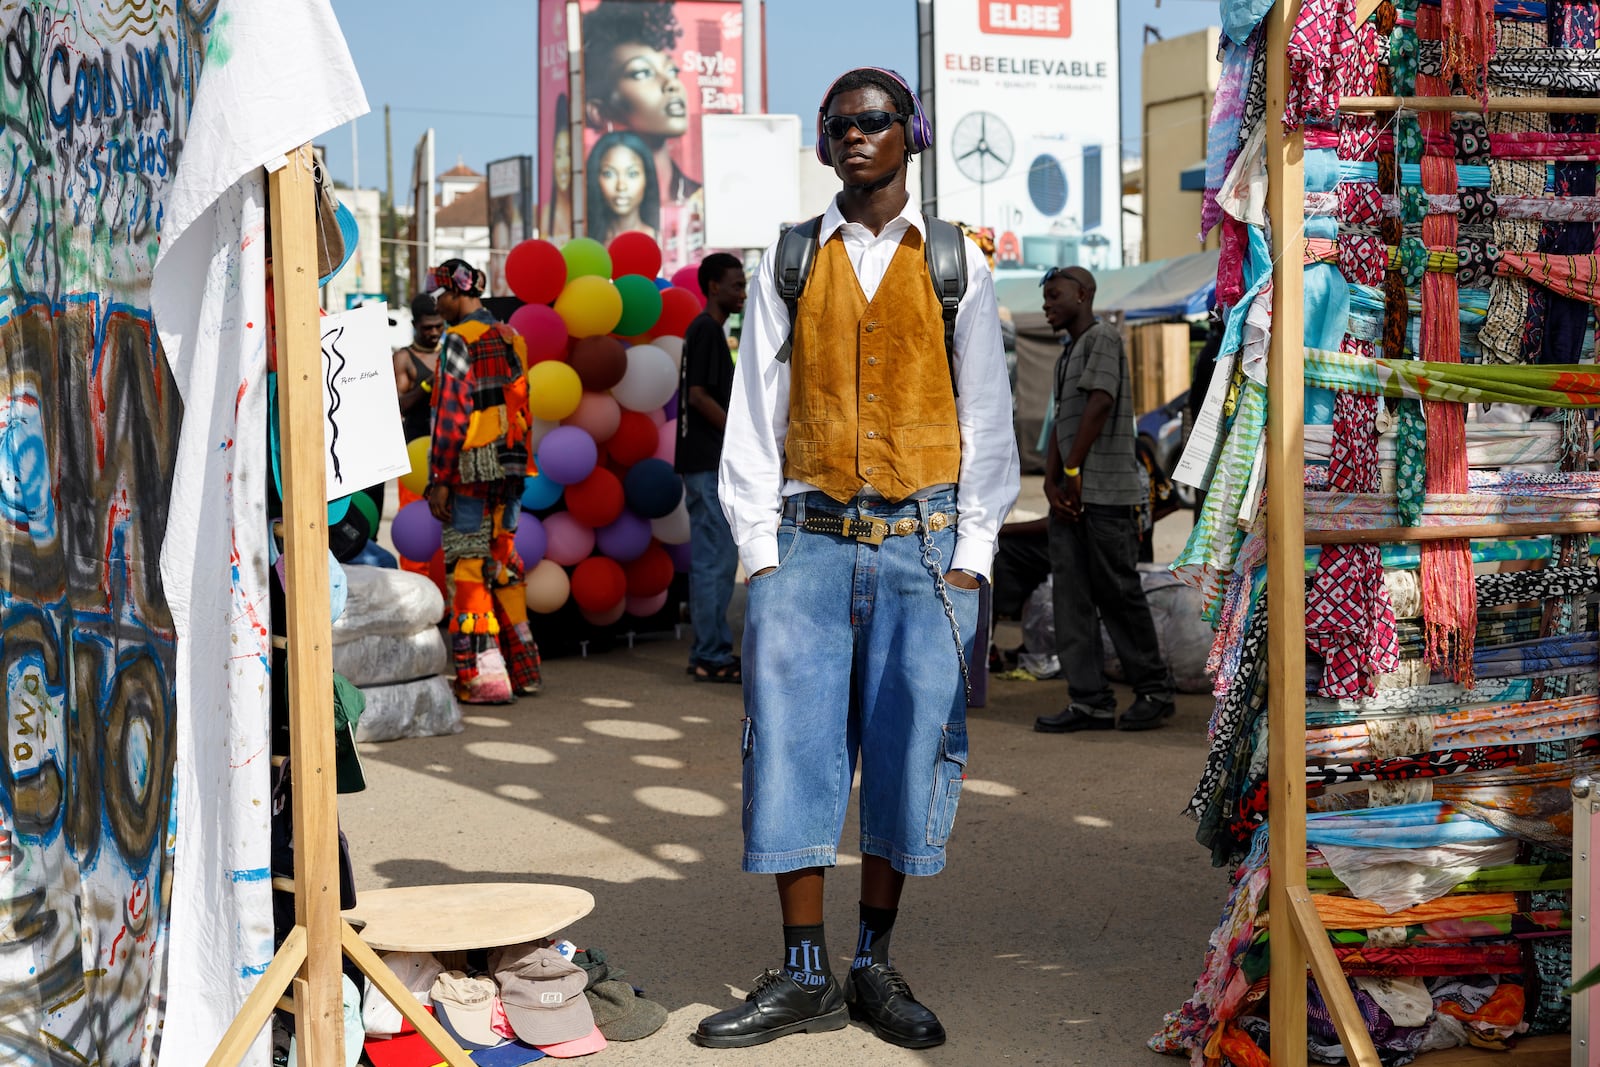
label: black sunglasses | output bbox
[1038,267,1068,288]
[822,110,908,140]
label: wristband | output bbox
[1063,465,1081,478]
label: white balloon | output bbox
[611,344,678,413]
[649,497,691,544]
[653,335,685,370]
[528,417,561,451]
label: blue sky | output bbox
[321,0,1219,191]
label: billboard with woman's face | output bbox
[538,0,747,276]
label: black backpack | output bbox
[772,214,968,395]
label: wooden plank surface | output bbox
[1287,888,1382,1067]
[269,143,344,1065]
[1308,519,1600,544]
[1341,95,1600,113]
[1410,1035,1569,1065]
[343,883,595,952]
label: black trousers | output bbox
[1048,505,1171,709]
[992,529,1052,619]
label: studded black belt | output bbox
[797,511,954,546]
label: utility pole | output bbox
[385,104,397,306]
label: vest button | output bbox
[867,357,879,366]
[865,466,877,475]
[866,393,878,402]
[866,431,877,439]
[865,321,878,332]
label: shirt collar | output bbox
[818,192,925,245]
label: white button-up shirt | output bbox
[718,194,1020,577]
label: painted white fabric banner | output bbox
[152,1,366,1063]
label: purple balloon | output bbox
[536,425,600,486]
[664,539,692,573]
[663,393,679,421]
[594,511,652,563]
[514,514,548,567]
[544,512,596,566]
[391,501,442,563]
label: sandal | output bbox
[692,660,742,684]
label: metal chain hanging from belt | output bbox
[917,525,972,704]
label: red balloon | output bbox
[568,335,628,391]
[607,410,659,466]
[508,303,569,364]
[654,287,701,339]
[563,468,625,527]
[609,231,664,280]
[571,556,627,613]
[623,542,674,598]
[505,239,567,305]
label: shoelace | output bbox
[748,969,788,1000]
[873,966,914,1000]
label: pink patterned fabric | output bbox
[1285,0,1357,130]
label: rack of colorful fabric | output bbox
[1155,1,1600,1064]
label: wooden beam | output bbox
[1340,95,1600,114]
[1287,888,1383,1067]
[204,927,307,1067]
[268,143,344,1066]
[341,922,475,1067]
[1307,519,1600,545]
[1264,0,1313,1060]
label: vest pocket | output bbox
[896,422,960,450]
[925,721,968,847]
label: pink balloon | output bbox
[646,404,667,427]
[670,265,707,307]
[562,391,622,443]
[625,589,670,617]
[580,600,627,626]
[508,303,569,364]
[543,512,596,566]
[654,419,677,464]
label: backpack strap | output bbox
[772,215,822,364]
[922,217,968,397]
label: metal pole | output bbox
[567,0,585,237]
[385,104,397,306]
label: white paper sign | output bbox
[320,302,409,501]
[1172,349,1237,490]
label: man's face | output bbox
[414,313,445,348]
[825,86,908,188]
[1041,277,1084,332]
[710,267,747,316]
[434,290,464,325]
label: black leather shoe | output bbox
[1117,694,1176,731]
[693,969,848,1049]
[1034,704,1116,733]
[846,963,946,1049]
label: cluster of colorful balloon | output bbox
[393,231,710,626]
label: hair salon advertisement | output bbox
[538,0,746,277]
[926,0,1121,272]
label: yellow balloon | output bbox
[399,436,430,495]
[553,275,624,339]
[525,558,572,614]
[527,360,584,421]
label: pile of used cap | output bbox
[362,940,666,1064]
[332,565,461,742]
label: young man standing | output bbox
[1034,267,1173,733]
[393,292,446,444]
[676,252,747,683]
[424,259,543,703]
[696,68,1018,1051]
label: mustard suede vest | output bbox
[784,230,961,502]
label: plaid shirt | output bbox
[429,308,528,491]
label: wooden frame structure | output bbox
[202,145,474,1067]
[1262,2,1597,1064]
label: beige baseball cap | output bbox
[490,943,595,1046]
[430,970,503,1050]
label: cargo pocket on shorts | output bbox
[740,717,756,836]
[925,721,968,847]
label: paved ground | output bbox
[345,498,1224,1065]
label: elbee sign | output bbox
[926,0,1121,273]
[979,1,1071,37]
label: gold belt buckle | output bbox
[891,517,919,536]
[927,511,950,533]
[859,517,888,545]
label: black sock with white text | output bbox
[782,923,832,990]
[852,904,898,971]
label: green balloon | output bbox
[562,237,613,280]
[613,274,665,337]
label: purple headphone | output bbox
[815,67,933,167]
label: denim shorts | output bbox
[739,490,979,876]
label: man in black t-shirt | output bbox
[676,252,747,682]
